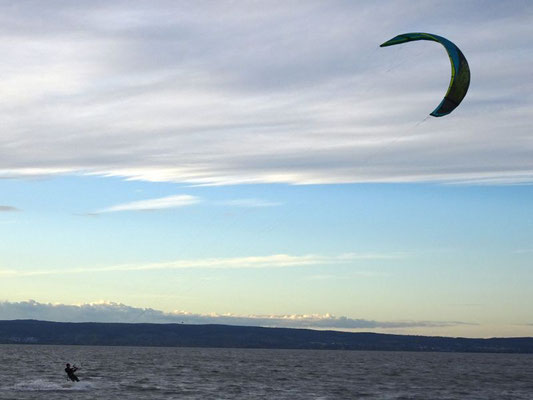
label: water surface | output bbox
[1,345,532,399]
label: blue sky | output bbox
[1,1,532,337]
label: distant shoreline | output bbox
[1,320,532,354]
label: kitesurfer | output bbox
[65,363,80,382]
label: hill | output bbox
[1,320,532,353]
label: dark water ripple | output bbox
[0,344,532,399]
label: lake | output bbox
[1,344,532,399]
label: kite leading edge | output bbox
[380,32,470,117]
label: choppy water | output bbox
[0,344,532,399]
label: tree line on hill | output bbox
[1,320,532,353]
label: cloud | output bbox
[0,300,466,330]
[513,249,533,254]
[0,205,20,212]
[95,194,200,213]
[218,198,282,207]
[0,1,531,185]
[88,194,279,214]
[306,270,391,280]
[0,252,402,277]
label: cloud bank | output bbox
[0,1,531,185]
[0,300,464,330]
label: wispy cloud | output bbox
[95,194,201,213]
[0,269,18,276]
[513,249,533,254]
[89,194,280,215]
[0,252,403,277]
[0,300,466,330]
[0,206,20,212]
[219,198,282,207]
[306,270,392,280]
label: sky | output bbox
[1,1,532,338]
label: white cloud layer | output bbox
[0,300,464,330]
[0,1,531,185]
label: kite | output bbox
[380,32,470,117]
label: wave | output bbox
[9,379,97,392]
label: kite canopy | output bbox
[380,32,470,117]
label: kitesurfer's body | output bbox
[65,363,80,382]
